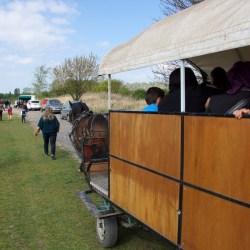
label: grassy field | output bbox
[0,113,174,250]
[57,92,146,113]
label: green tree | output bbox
[93,79,129,94]
[14,88,20,96]
[51,53,99,100]
[22,87,32,94]
[32,65,51,98]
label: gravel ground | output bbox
[13,108,80,162]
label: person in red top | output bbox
[7,105,13,120]
[41,99,48,108]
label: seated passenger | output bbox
[158,67,207,113]
[142,87,165,112]
[204,67,231,108]
[206,61,250,114]
[233,108,250,119]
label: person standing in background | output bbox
[35,107,60,160]
[7,105,13,120]
[21,108,26,123]
[0,99,5,121]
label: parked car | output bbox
[60,101,84,121]
[60,101,72,121]
[27,100,41,111]
[43,99,63,113]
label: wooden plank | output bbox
[88,162,108,175]
[182,186,250,250]
[110,112,181,179]
[184,116,250,203]
[110,157,180,243]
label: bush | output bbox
[92,82,108,92]
[131,89,146,100]
[118,86,131,96]
[93,79,126,94]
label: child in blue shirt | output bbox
[142,87,165,112]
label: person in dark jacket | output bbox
[158,67,207,113]
[0,99,4,121]
[206,61,250,114]
[204,67,231,109]
[35,107,60,160]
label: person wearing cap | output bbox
[35,107,60,160]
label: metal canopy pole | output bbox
[180,60,185,112]
[108,74,111,110]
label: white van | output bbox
[27,100,41,111]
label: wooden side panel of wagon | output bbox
[108,112,249,249]
[182,116,250,250]
[109,112,181,243]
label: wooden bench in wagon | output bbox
[78,0,250,249]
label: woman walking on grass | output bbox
[35,107,60,160]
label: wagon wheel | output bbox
[96,207,118,248]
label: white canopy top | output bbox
[99,0,250,75]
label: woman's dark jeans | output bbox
[43,133,57,155]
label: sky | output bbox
[0,0,164,94]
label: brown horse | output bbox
[69,102,109,174]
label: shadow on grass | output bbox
[117,226,176,250]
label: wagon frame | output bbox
[78,0,250,249]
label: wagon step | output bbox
[90,158,109,163]
[77,190,123,219]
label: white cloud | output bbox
[0,54,34,65]
[0,0,77,50]
[51,17,70,25]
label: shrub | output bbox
[93,79,126,94]
[117,86,131,96]
[131,89,146,100]
[92,82,108,92]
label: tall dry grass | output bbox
[57,92,145,112]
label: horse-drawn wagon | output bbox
[71,0,250,249]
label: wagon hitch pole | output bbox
[77,190,123,219]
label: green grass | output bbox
[0,113,174,250]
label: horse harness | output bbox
[71,111,108,143]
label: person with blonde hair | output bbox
[35,107,60,160]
